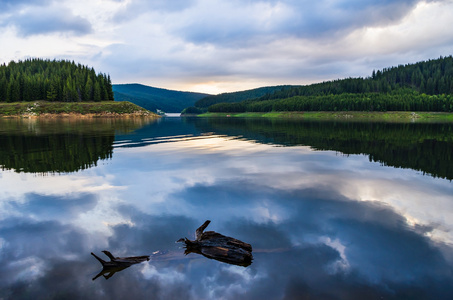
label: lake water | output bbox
[0,117,452,300]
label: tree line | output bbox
[205,56,453,113]
[261,56,453,100]
[208,92,453,113]
[194,85,295,108]
[0,58,114,102]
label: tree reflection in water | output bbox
[190,117,453,180]
[0,117,155,174]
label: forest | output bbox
[113,83,209,113]
[205,56,453,113]
[194,85,295,108]
[0,58,114,102]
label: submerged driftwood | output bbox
[177,220,253,267]
[91,250,150,280]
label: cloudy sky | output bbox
[1,0,453,94]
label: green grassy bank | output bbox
[0,101,158,118]
[197,111,453,122]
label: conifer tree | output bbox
[93,81,101,102]
[46,83,57,101]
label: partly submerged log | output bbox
[177,220,253,267]
[91,250,150,280]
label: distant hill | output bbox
[260,56,453,101]
[207,56,453,113]
[113,83,210,113]
[194,85,297,108]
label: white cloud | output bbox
[1,0,452,93]
[0,3,92,37]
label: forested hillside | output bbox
[194,85,296,108]
[262,56,453,99]
[0,58,113,102]
[206,56,453,113]
[113,84,209,113]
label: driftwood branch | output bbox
[91,250,150,280]
[178,220,253,267]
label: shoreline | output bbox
[195,111,453,122]
[0,101,160,119]
[2,112,159,119]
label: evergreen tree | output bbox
[0,76,7,102]
[93,81,101,102]
[46,83,57,101]
[9,76,21,102]
[84,76,93,101]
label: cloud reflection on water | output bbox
[0,133,453,299]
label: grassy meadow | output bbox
[198,111,453,122]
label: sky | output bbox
[1,0,453,94]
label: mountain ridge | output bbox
[205,56,453,113]
[114,56,453,114]
[113,83,210,113]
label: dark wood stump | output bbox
[91,250,150,280]
[177,220,253,267]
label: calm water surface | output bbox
[0,117,452,299]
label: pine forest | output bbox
[205,56,453,113]
[0,58,114,103]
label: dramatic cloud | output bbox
[1,0,452,93]
[0,0,51,11]
[0,1,92,37]
[8,193,98,221]
[24,13,88,36]
[171,0,421,46]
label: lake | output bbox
[0,116,452,300]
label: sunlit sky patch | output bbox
[1,0,452,94]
